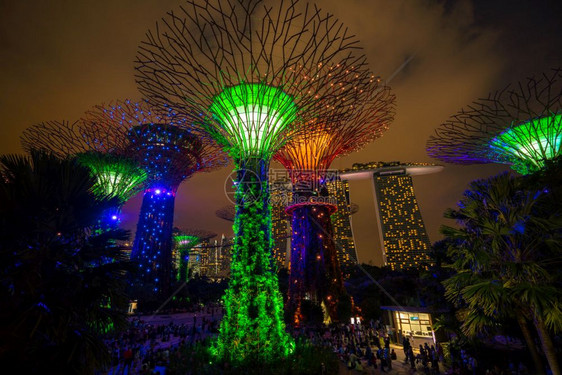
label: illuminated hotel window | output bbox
[374,173,431,270]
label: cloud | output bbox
[0,0,559,264]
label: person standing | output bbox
[122,347,133,375]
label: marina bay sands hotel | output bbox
[340,161,443,271]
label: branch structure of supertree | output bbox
[427,68,562,175]
[82,100,227,296]
[274,84,395,324]
[215,205,235,222]
[135,0,376,362]
[20,120,147,233]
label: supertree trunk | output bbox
[215,158,292,362]
[131,186,177,297]
[287,201,345,323]
[177,248,189,283]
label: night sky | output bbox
[1,0,561,265]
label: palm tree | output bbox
[0,152,131,374]
[441,172,562,375]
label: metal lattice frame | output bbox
[215,205,236,222]
[275,83,395,180]
[427,68,562,174]
[82,99,228,188]
[135,0,375,161]
[20,120,147,202]
[21,120,112,158]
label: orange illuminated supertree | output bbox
[82,100,227,297]
[274,86,395,323]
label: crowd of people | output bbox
[102,305,222,374]
[100,308,536,375]
[291,320,443,374]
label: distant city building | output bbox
[271,179,291,269]
[326,176,358,270]
[198,235,232,279]
[341,161,443,270]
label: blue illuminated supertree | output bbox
[83,100,227,296]
[20,120,147,233]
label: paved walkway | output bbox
[339,343,443,374]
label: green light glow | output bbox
[174,235,200,282]
[77,152,147,203]
[490,114,562,174]
[212,159,293,364]
[174,235,200,248]
[209,83,298,158]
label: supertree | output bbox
[274,84,395,324]
[173,228,217,282]
[135,0,377,362]
[427,68,562,175]
[20,120,147,232]
[215,205,235,222]
[82,100,227,296]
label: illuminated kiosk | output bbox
[83,100,227,297]
[275,84,395,324]
[135,0,375,362]
[427,68,562,175]
[20,120,146,233]
[341,162,443,270]
[380,306,438,345]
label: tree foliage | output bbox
[441,171,562,374]
[0,152,131,374]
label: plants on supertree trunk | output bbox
[213,158,293,362]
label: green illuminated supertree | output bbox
[135,0,375,363]
[427,68,562,174]
[20,120,147,231]
[173,229,216,282]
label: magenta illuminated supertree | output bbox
[427,68,562,175]
[135,0,377,362]
[82,100,227,296]
[274,84,395,324]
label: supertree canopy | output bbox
[215,205,235,222]
[135,0,377,363]
[82,100,227,296]
[427,68,562,175]
[20,120,147,231]
[274,83,395,324]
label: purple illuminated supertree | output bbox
[274,84,395,323]
[82,100,227,296]
[427,68,562,175]
[134,0,378,362]
[20,120,147,233]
